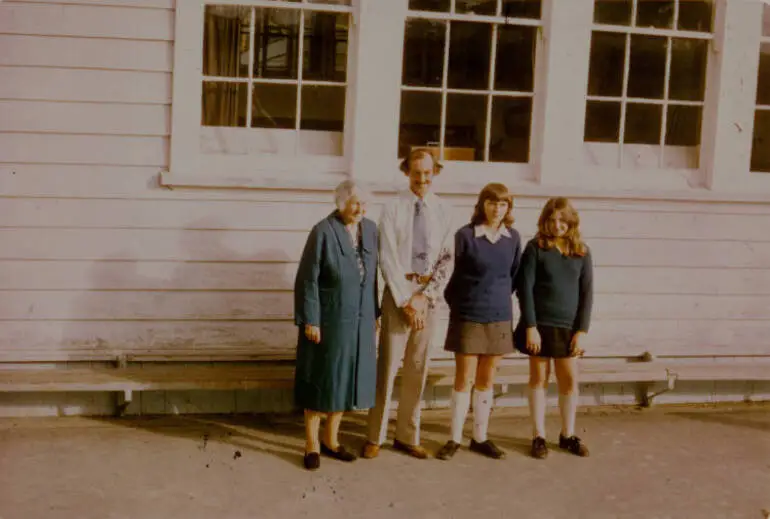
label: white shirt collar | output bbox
[474,224,511,244]
[403,189,436,208]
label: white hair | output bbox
[334,179,371,211]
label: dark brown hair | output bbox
[399,148,443,175]
[470,183,515,227]
[535,197,587,257]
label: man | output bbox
[362,148,455,459]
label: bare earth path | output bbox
[1,403,768,519]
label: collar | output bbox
[474,224,511,244]
[403,189,436,209]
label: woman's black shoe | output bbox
[320,444,357,462]
[436,440,461,460]
[530,437,548,459]
[469,439,506,459]
[304,452,321,470]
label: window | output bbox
[397,0,542,164]
[201,2,351,157]
[584,0,713,170]
[751,5,770,173]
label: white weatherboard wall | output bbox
[0,0,769,416]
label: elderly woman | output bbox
[293,180,379,471]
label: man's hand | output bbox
[304,324,321,344]
[403,293,429,330]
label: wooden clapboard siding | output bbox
[0,101,170,135]
[2,261,769,296]
[1,197,769,243]
[0,3,174,40]
[3,290,770,322]
[0,0,768,365]
[0,35,172,71]
[1,228,769,268]
[0,67,171,104]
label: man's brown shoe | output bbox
[392,439,428,459]
[361,442,380,459]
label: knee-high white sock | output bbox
[450,390,471,444]
[472,388,494,443]
[528,387,546,438]
[559,392,578,437]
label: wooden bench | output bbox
[0,352,680,414]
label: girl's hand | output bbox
[570,331,585,357]
[304,324,321,344]
[526,327,541,355]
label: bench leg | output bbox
[115,390,133,417]
[637,371,678,408]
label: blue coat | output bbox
[293,212,379,413]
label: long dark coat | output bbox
[293,212,379,413]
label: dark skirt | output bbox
[513,321,574,358]
[444,319,514,355]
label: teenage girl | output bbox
[437,183,522,461]
[515,197,594,459]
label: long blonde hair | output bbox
[535,197,587,257]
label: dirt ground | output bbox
[0,403,768,519]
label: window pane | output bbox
[624,103,662,144]
[584,100,621,142]
[448,22,492,90]
[628,35,666,99]
[587,31,626,97]
[300,85,345,132]
[764,6,770,37]
[665,104,701,146]
[203,6,251,78]
[254,8,300,79]
[757,43,770,106]
[678,0,713,32]
[303,11,349,82]
[495,25,536,92]
[402,19,446,87]
[456,0,498,15]
[445,94,487,161]
[669,38,707,101]
[398,91,442,158]
[489,97,532,162]
[751,110,770,172]
[202,82,248,127]
[252,83,297,129]
[593,0,632,26]
[636,0,674,29]
[409,0,450,12]
[501,0,542,19]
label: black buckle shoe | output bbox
[559,434,589,457]
[469,439,506,460]
[321,443,357,462]
[530,437,548,459]
[436,440,461,461]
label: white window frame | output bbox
[163,0,360,190]
[394,6,545,187]
[162,0,770,203]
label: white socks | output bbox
[450,390,471,443]
[559,392,578,437]
[528,387,546,438]
[472,388,494,443]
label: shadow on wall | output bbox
[65,216,297,362]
